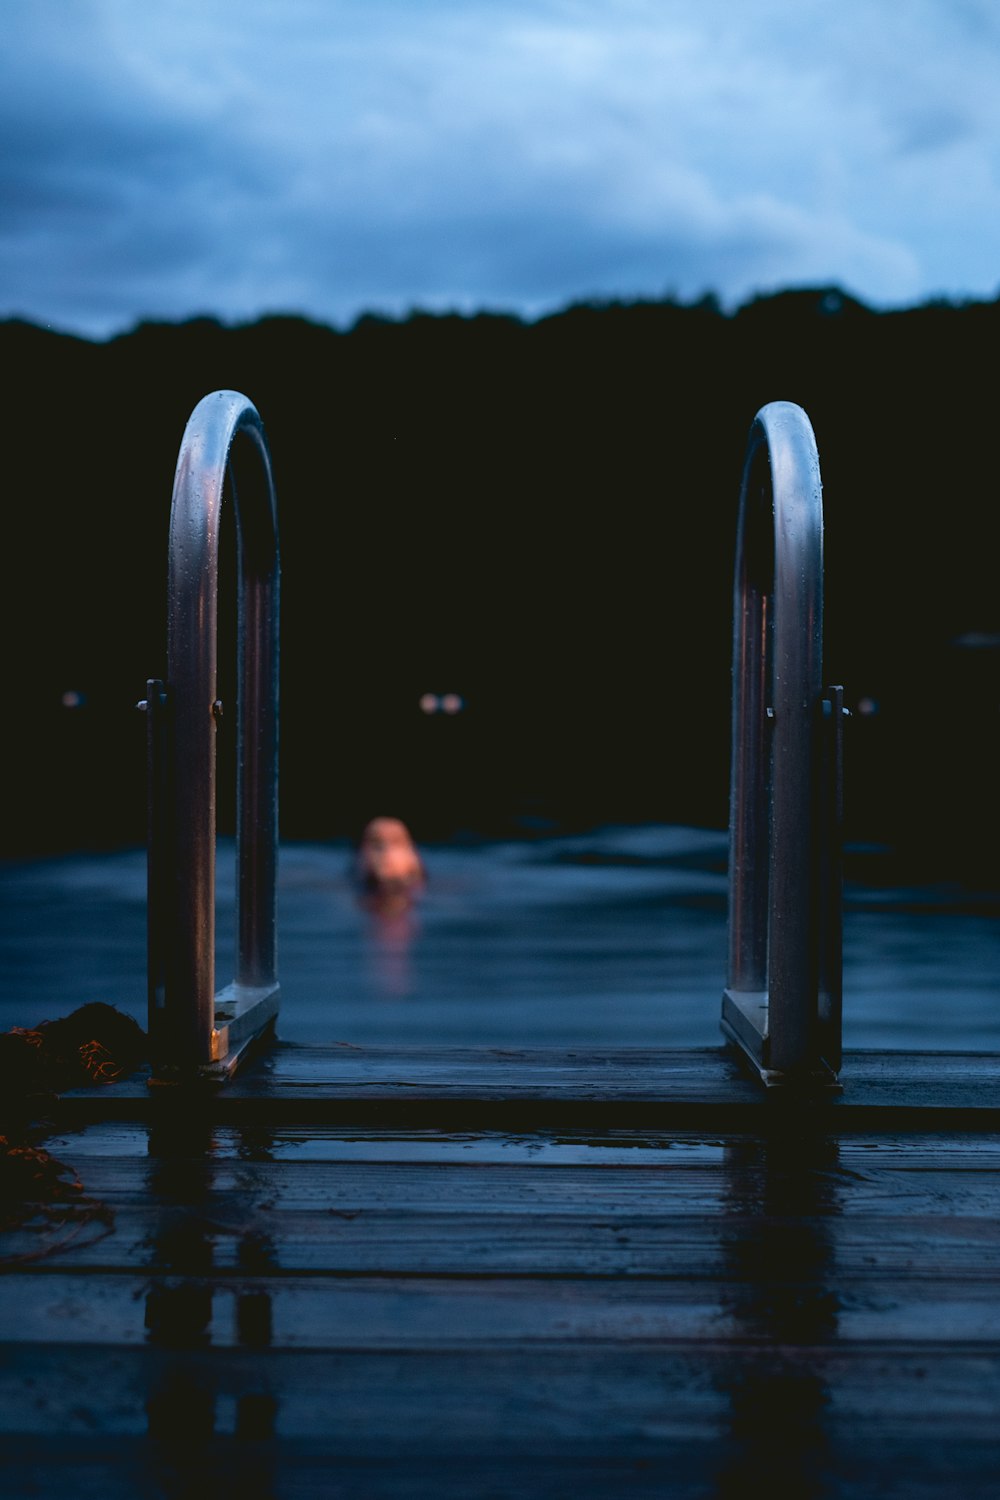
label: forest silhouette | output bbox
[3,287,997,875]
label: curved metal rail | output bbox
[145,390,280,1079]
[722,401,843,1086]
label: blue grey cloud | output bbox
[2,0,998,336]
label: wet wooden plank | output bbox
[3,1344,1000,1500]
[22,1143,1000,1218]
[5,1448,1000,1500]
[6,1268,1000,1347]
[255,1045,1000,1100]
[5,1455,1000,1500]
[10,1127,1000,1281]
[10,1204,1000,1277]
[53,1045,1000,1128]
[45,1120,1000,1167]
[4,1342,1000,1433]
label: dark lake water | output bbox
[2,824,998,1051]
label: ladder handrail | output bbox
[148,390,280,1076]
[723,400,842,1083]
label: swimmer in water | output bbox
[354,817,426,909]
[354,818,426,992]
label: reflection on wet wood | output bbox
[5,1047,1000,1496]
[6,1345,999,1492]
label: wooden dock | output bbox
[5,1043,1000,1497]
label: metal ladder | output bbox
[143,390,280,1081]
[141,391,842,1087]
[721,401,844,1086]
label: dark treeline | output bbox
[3,287,999,875]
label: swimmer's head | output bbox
[355,816,425,895]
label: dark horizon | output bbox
[12,279,1000,348]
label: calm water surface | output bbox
[1,824,998,1050]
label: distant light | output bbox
[420,691,464,715]
[856,696,878,716]
[61,690,85,709]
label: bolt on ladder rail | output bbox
[721,401,845,1087]
[142,390,280,1081]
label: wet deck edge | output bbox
[47,1045,1000,1130]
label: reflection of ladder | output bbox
[721,402,844,1086]
[142,391,280,1081]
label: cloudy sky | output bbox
[3,0,999,338]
